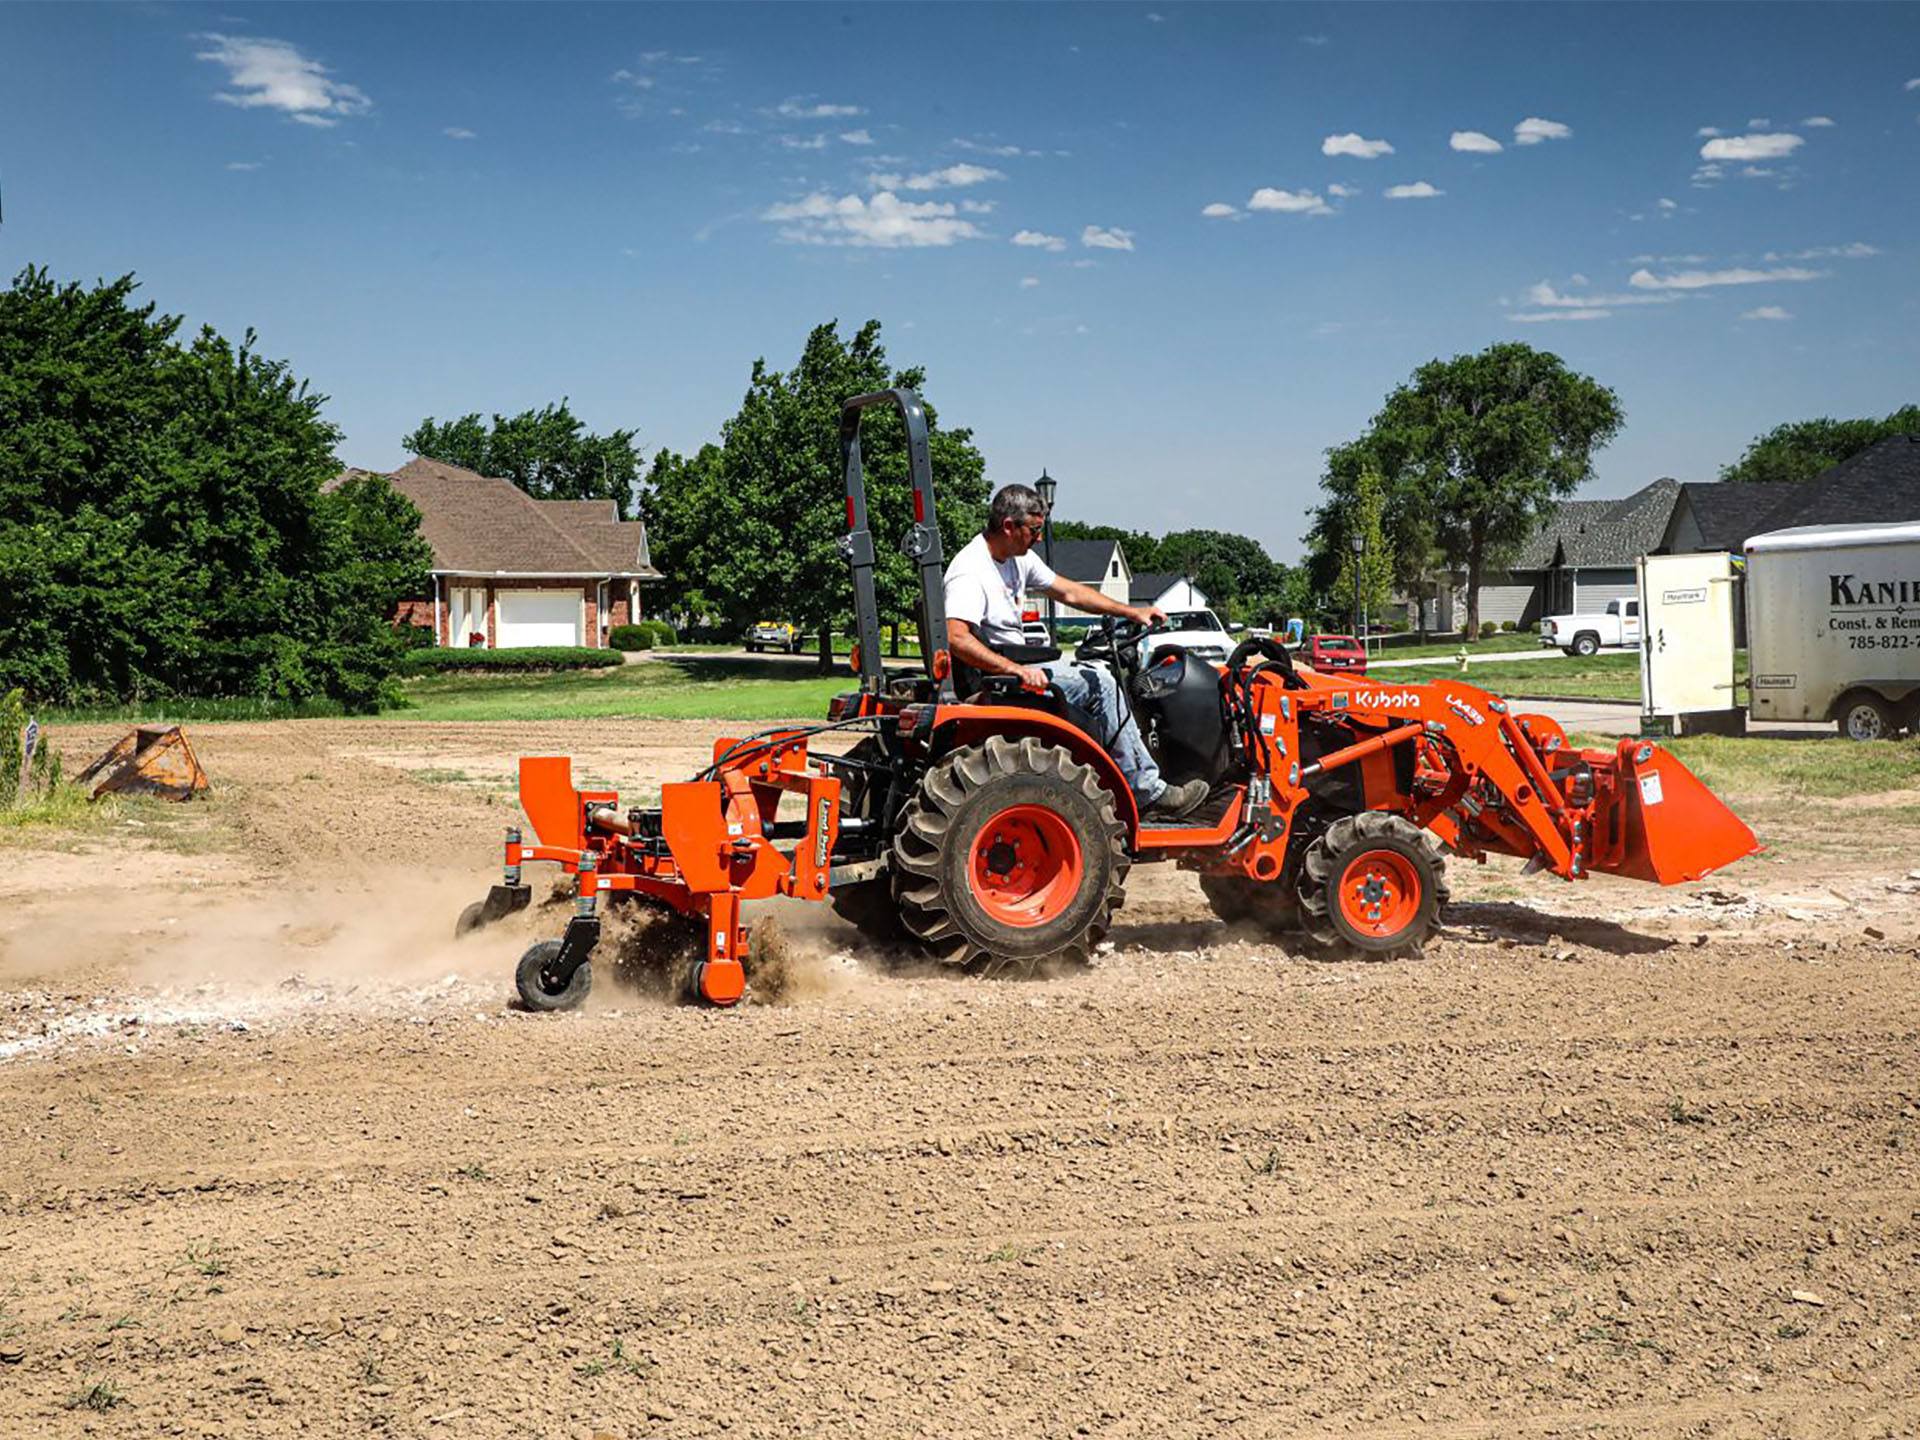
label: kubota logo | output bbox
[1360,689,1421,710]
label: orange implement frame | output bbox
[75,725,209,803]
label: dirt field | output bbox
[3,719,1918,1439]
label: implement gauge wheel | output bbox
[891,735,1128,977]
[515,939,592,1012]
[1297,812,1450,962]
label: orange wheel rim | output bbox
[968,804,1083,927]
[1337,848,1422,938]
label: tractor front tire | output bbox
[891,735,1128,977]
[1199,871,1300,934]
[515,939,593,1011]
[1297,813,1449,962]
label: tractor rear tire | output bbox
[1296,812,1449,962]
[1199,872,1300,933]
[515,939,593,1011]
[891,735,1128,977]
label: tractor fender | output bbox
[927,705,1142,838]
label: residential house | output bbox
[349,457,662,649]
[1128,572,1212,612]
[1665,435,1920,549]
[1042,538,1132,622]
[1474,478,1682,628]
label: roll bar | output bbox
[838,388,954,700]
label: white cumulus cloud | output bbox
[1019,276,1040,289]
[1696,125,1722,138]
[195,34,371,126]
[1384,181,1443,199]
[1513,117,1572,145]
[1525,281,1677,309]
[1511,308,1609,323]
[1326,183,1359,198]
[1323,132,1393,158]
[1700,133,1803,161]
[1907,78,1920,91]
[839,129,874,145]
[1081,225,1136,251]
[1747,116,1772,129]
[1629,265,1824,290]
[1248,187,1332,214]
[443,126,477,140]
[776,99,864,119]
[1763,242,1879,261]
[1012,230,1067,251]
[1201,202,1239,218]
[1802,115,1837,127]
[1451,130,1503,153]
[762,191,983,247]
[778,134,828,151]
[225,161,263,171]
[1742,306,1792,321]
[867,163,1004,191]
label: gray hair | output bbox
[987,483,1045,534]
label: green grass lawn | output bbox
[1379,652,1645,700]
[1367,632,1542,661]
[395,654,856,722]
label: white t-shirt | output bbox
[943,532,1057,651]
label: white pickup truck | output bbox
[1539,598,1640,657]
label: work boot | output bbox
[1144,778,1210,821]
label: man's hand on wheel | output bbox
[1129,605,1168,628]
[1014,665,1049,692]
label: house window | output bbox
[1110,560,1119,577]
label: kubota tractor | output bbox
[462,389,1760,1010]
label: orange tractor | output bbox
[463,390,1760,1011]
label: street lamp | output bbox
[1349,530,1366,654]
[1035,470,1058,639]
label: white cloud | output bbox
[777,134,828,151]
[195,34,371,126]
[1907,78,1920,91]
[1450,130,1504,153]
[225,161,263,171]
[1629,265,1825,290]
[610,70,654,89]
[839,129,874,145]
[1700,133,1803,160]
[1763,242,1879,261]
[1326,183,1359,198]
[1696,125,1722,138]
[1802,115,1837,128]
[704,119,749,135]
[1657,197,1677,210]
[1511,308,1609,323]
[1081,225,1136,251]
[443,126,477,141]
[958,199,996,214]
[951,138,1035,158]
[1384,181,1443,199]
[1019,276,1040,289]
[1322,132,1393,158]
[1146,10,1166,20]
[1513,116,1572,145]
[1747,116,1771,129]
[762,190,983,247]
[1012,230,1067,252]
[776,99,864,119]
[1247,187,1332,215]
[1299,33,1331,46]
[1525,280,1677,309]
[1742,306,1792,321]
[1201,202,1239,218]
[867,163,1004,191]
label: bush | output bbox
[400,621,439,649]
[401,646,623,674]
[609,624,652,652]
[641,619,678,646]
[1479,621,1499,639]
[1500,620,1517,632]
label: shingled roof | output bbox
[1128,571,1184,604]
[378,458,659,577]
[1046,538,1122,584]
[1512,477,1682,569]
[1674,481,1800,552]
[1754,435,1920,532]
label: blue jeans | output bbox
[1041,660,1165,806]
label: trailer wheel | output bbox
[891,735,1128,977]
[1199,871,1299,933]
[515,939,592,1011]
[1297,813,1449,962]
[1570,632,1601,658]
[1837,690,1896,742]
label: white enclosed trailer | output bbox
[1745,520,1920,740]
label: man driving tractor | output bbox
[943,483,1212,821]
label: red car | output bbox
[1305,633,1367,674]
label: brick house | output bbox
[351,457,662,649]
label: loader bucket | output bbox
[75,725,209,803]
[1594,739,1760,884]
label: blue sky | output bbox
[3,2,1916,558]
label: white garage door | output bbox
[496,590,582,648]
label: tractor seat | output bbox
[960,669,1104,745]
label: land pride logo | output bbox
[1829,573,1920,609]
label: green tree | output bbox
[1318,342,1623,639]
[1328,467,1393,638]
[1720,404,1920,484]
[404,401,642,517]
[1049,520,1163,573]
[0,266,428,710]
[641,320,989,668]
[1156,529,1281,608]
